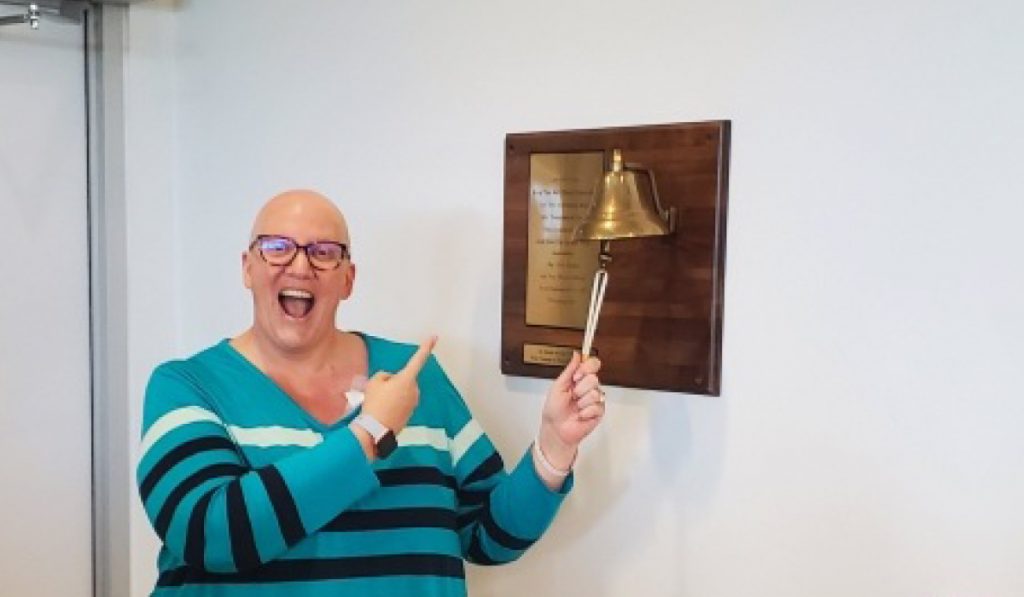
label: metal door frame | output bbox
[86,5,130,597]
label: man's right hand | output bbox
[358,336,437,434]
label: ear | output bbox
[340,262,356,300]
[242,251,253,289]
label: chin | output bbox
[273,332,310,352]
[271,318,331,352]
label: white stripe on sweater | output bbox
[142,409,481,462]
[450,419,484,466]
[140,406,223,457]
[226,425,323,448]
[397,425,450,452]
[141,406,327,457]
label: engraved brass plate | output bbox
[523,343,576,367]
[526,152,603,329]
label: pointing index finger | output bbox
[397,335,437,379]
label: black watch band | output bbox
[353,414,397,458]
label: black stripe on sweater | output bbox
[376,466,456,490]
[154,463,247,538]
[479,501,534,551]
[156,554,465,586]
[227,481,261,571]
[456,488,488,507]
[455,509,480,531]
[140,436,237,502]
[184,490,215,568]
[323,507,456,532]
[257,466,305,547]
[466,534,500,566]
[462,452,503,486]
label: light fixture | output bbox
[0,1,87,29]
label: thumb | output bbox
[367,371,392,386]
[554,351,581,387]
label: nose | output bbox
[285,247,315,277]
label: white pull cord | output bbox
[581,267,609,357]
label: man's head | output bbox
[243,189,355,354]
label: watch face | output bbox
[377,431,397,458]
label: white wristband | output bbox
[533,438,574,478]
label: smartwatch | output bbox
[353,413,397,459]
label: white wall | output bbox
[122,4,179,596]
[123,0,1024,595]
[0,18,92,597]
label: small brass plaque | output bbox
[523,343,576,367]
[526,152,603,329]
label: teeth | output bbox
[280,289,313,299]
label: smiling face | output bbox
[243,190,355,355]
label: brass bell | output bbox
[573,149,675,241]
[572,149,676,357]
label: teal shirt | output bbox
[137,335,571,596]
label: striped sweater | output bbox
[137,334,571,596]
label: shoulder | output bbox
[149,340,233,386]
[143,340,234,416]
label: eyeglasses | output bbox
[249,234,351,271]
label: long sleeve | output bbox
[456,445,573,565]
[136,362,381,574]
[426,360,572,565]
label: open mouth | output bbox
[279,288,314,319]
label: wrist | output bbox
[351,413,398,459]
[533,439,573,481]
[349,423,376,461]
[537,425,577,472]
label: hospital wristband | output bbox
[533,438,574,478]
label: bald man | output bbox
[137,190,607,596]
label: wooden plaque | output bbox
[501,121,731,395]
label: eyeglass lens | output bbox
[256,236,347,269]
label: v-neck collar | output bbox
[217,332,378,433]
